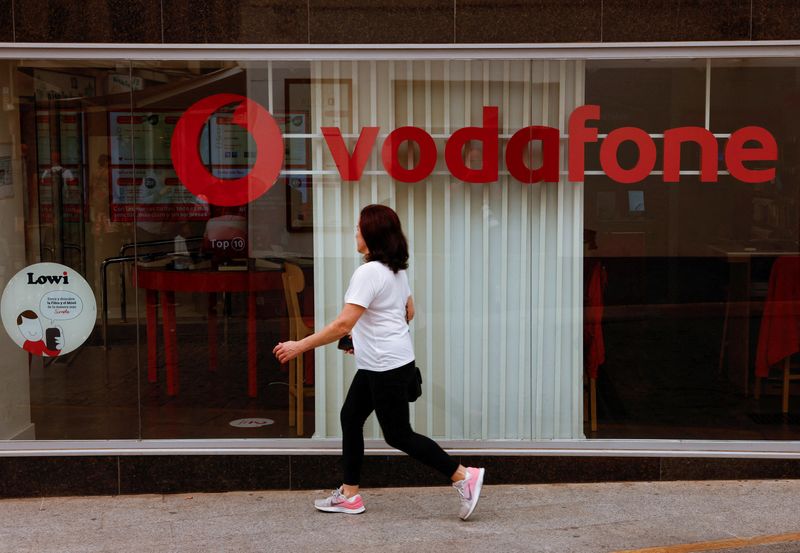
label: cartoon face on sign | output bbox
[1,263,96,357]
[16,310,63,357]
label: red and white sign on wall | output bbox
[170,94,778,208]
[1,263,97,357]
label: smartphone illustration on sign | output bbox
[45,327,62,351]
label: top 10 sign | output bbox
[171,94,777,207]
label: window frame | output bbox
[0,40,799,458]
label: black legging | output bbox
[340,360,459,486]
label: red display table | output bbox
[136,267,283,397]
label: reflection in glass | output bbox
[584,59,800,440]
[0,61,140,439]
[0,56,797,445]
[126,61,314,438]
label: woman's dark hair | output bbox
[359,204,409,273]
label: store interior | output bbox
[6,60,316,439]
[584,60,800,438]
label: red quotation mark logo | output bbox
[171,94,284,206]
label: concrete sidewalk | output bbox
[1,480,799,553]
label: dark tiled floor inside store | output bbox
[30,310,314,440]
[590,307,800,441]
[25,302,800,442]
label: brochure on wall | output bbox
[109,111,184,165]
[108,111,211,222]
[275,112,309,168]
[107,109,306,223]
[109,167,210,222]
[286,175,312,231]
[205,111,308,168]
[0,262,97,357]
[208,111,255,167]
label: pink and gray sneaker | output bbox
[313,487,366,514]
[452,467,485,520]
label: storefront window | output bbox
[0,54,797,445]
[585,59,800,439]
[0,61,138,439]
[127,61,315,438]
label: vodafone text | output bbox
[323,105,777,185]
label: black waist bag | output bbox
[408,366,423,402]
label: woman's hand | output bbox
[273,341,303,364]
[406,296,415,323]
[273,303,365,364]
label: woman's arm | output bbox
[406,295,415,322]
[273,303,365,364]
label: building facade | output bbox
[1,1,800,496]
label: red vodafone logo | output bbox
[171,94,284,207]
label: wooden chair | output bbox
[755,356,800,414]
[583,376,598,433]
[754,256,800,413]
[779,357,800,414]
[281,262,315,436]
[583,254,606,433]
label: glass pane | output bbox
[123,58,585,442]
[129,61,314,438]
[584,58,800,439]
[309,60,583,440]
[0,60,138,440]
[4,53,794,447]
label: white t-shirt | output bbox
[344,261,414,372]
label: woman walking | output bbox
[273,204,485,520]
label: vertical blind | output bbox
[310,59,585,440]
